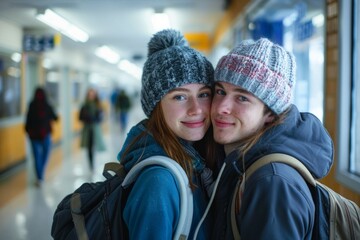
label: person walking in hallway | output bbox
[117,29,217,239]
[115,89,132,132]
[208,38,334,239]
[25,86,58,186]
[79,88,106,171]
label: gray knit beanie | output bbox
[214,38,296,115]
[141,29,214,117]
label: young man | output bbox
[210,38,334,239]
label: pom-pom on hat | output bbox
[141,29,214,117]
[214,38,296,115]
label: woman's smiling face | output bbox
[161,83,212,141]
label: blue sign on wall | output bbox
[295,20,314,41]
[23,34,55,52]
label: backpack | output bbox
[231,153,360,240]
[51,156,193,240]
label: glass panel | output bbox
[352,0,360,175]
[337,0,360,193]
[45,69,60,107]
[232,0,326,121]
[70,70,82,104]
[0,52,21,119]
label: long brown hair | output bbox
[193,125,223,172]
[147,104,195,187]
[234,107,290,213]
[121,103,202,189]
[85,88,102,108]
[239,107,290,159]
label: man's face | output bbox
[211,82,273,145]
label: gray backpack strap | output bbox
[231,153,316,239]
[70,193,89,240]
[246,153,316,186]
[231,179,241,240]
[122,155,193,240]
[102,161,126,179]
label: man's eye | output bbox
[239,96,249,102]
[215,89,226,95]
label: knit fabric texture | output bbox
[141,29,214,117]
[214,38,296,115]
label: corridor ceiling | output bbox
[0,0,226,69]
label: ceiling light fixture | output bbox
[36,9,89,43]
[11,52,22,62]
[118,60,142,79]
[151,9,170,32]
[95,45,120,64]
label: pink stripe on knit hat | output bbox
[214,38,296,115]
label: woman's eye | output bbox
[174,95,186,101]
[215,89,226,96]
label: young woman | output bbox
[79,88,106,171]
[117,29,216,239]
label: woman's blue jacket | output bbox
[117,120,211,239]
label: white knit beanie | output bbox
[214,38,296,115]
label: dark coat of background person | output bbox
[115,89,132,132]
[25,87,58,185]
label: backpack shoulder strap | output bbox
[102,161,126,179]
[231,153,316,239]
[245,153,316,186]
[121,155,193,240]
[71,193,89,240]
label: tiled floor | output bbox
[0,100,145,240]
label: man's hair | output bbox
[238,107,289,158]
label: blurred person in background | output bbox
[115,89,132,132]
[25,86,58,186]
[79,88,106,171]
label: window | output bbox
[0,52,21,119]
[231,0,326,121]
[337,0,360,193]
[44,69,60,107]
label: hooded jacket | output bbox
[210,105,334,240]
[25,90,58,140]
[117,120,211,239]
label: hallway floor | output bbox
[0,101,145,240]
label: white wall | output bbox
[0,20,22,51]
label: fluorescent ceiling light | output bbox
[42,58,53,69]
[95,45,120,64]
[36,9,89,43]
[11,52,21,62]
[118,60,142,79]
[312,14,324,27]
[283,12,298,27]
[151,13,170,32]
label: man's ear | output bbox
[264,112,276,123]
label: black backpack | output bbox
[51,156,193,240]
[230,153,360,240]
